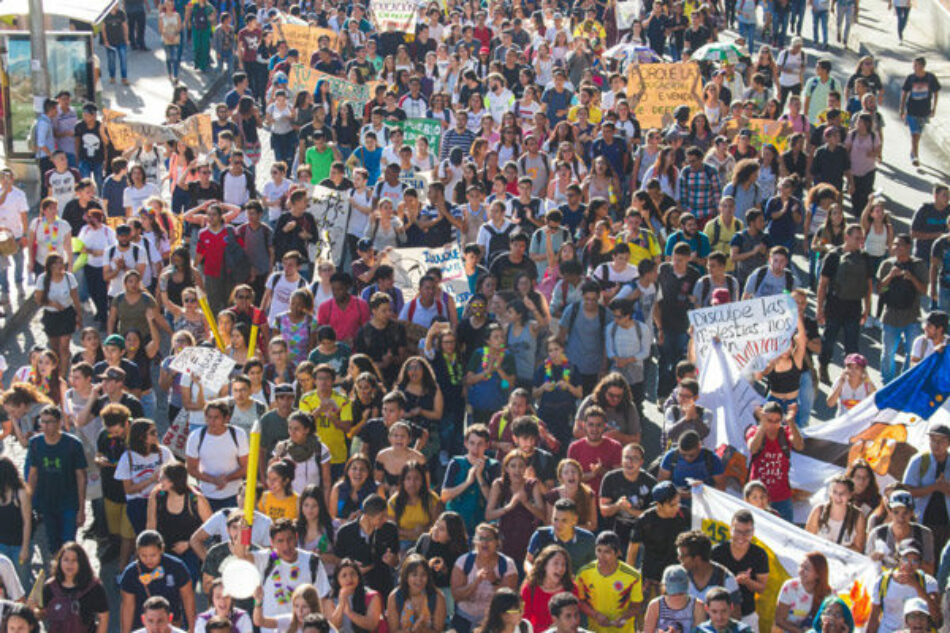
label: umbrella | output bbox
[690,42,743,64]
[604,43,661,64]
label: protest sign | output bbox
[310,185,351,264]
[371,0,417,31]
[722,118,793,152]
[102,110,213,153]
[170,346,236,393]
[398,170,431,202]
[689,294,797,375]
[692,484,875,633]
[626,62,701,128]
[388,242,471,306]
[615,0,642,30]
[267,22,338,60]
[398,118,442,156]
[105,121,137,151]
[288,64,380,113]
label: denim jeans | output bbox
[738,20,756,52]
[937,286,950,312]
[658,330,690,399]
[881,322,920,384]
[84,265,108,326]
[140,390,157,421]
[40,509,78,555]
[127,9,147,48]
[797,369,814,428]
[126,498,148,533]
[836,3,855,42]
[270,131,297,166]
[0,249,25,291]
[771,5,790,46]
[771,498,794,522]
[207,496,237,512]
[164,43,183,80]
[812,9,829,45]
[217,50,233,76]
[0,543,30,591]
[789,0,806,33]
[820,315,860,367]
[78,159,104,192]
[895,6,910,40]
[106,44,129,79]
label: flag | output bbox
[789,349,950,492]
[697,339,765,485]
[691,484,876,633]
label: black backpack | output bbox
[484,223,515,266]
[196,425,240,452]
[750,267,795,296]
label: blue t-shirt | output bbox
[26,433,87,513]
[659,448,724,488]
[541,87,573,125]
[119,554,192,624]
[763,196,802,247]
[352,146,383,185]
[559,303,613,375]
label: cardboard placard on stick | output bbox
[626,61,702,129]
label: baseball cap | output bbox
[103,334,126,349]
[662,565,689,595]
[101,366,127,381]
[888,490,915,510]
[903,598,930,619]
[928,421,950,439]
[926,310,949,331]
[357,238,374,252]
[273,383,295,397]
[897,538,922,557]
[844,353,867,368]
[115,223,132,235]
[711,288,732,305]
[652,481,678,504]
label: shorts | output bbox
[41,306,77,338]
[906,114,928,135]
[105,498,136,539]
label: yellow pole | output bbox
[243,421,261,528]
[197,288,226,352]
[247,323,259,359]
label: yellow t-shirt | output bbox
[623,229,662,266]
[387,490,441,534]
[568,104,604,125]
[703,216,744,271]
[258,491,299,521]
[575,560,644,633]
[299,389,353,464]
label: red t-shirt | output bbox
[237,27,263,63]
[316,296,370,343]
[196,227,227,278]
[521,582,578,632]
[567,437,623,498]
[745,425,793,502]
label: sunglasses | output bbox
[236,294,251,300]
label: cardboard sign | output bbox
[288,64,380,113]
[626,61,702,128]
[616,0,642,30]
[689,294,798,375]
[398,118,442,156]
[103,110,213,153]
[371,0,417,31]
[268,22,339,60]
[170,346,236,393]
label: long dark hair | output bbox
[36,350,63,405]
[170,246,194,288]
[846,458,881,511]
[593,372,633,413]
[52,541,96,588]
[436,511,469,559]
[295,483,335,546]
[331,560,369,632]
[476,588,521,633]
[40,253,65,307]
[396,553,437,600]
[817,475,860,537]
[396,356,439,394]
[160,461,190,496]
[0,457,25,501]
[128,418,159,455]
[392,461,433,526]
[524,544,573,593]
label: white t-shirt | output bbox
[0,555,24,600]
[871,572,938,633]
[77,224,117,268]
[29,217,72,265]
[123,183,161,214]
[348,188,373,238]
[196,609,252,633]
[199,509,272,547]
[265,273,307,321]
[106,243,148,297]
[179,373,217,427]
[113,446,174,500]
[262,179,292,223]
[0,187,29,237]
[185,425,250,500]
[35,272,78,312]
[135,235,164,287]
[594,262,639,286]
[253,549,331,622]
[911,335,949,364]
[133,627,186,633]
[777,578,814,631]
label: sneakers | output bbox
[912,154,920,167]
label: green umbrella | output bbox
[690,42,743,64]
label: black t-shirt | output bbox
[334,519,400,595]
[353,321,407,364]
[810,144,850,188]
[188,181,223,207]
[93,359,143,392]
[74,120,105,164]
[89,393,145,421]
[510,198,543,227]
[456,317,496,367]
[902,72,941,118]
[711,541,769,616]
[629,505,691,581]
[357,418,424,465]
[62,199,103,237]
[489,253,538,290]
[922,457,949,527]
[912,203,950,260]
[298,122,334,151]
[102,10,127,45]
[42,580,109,633]
[96,428,128,503]
[599,469,657,540]
[657,262,701,333]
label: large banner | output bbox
[371,0,417,31]
[267,22,338,59]
[288,64,380,113]
[104,109,213,153]
[170,346,236,393]
[388,242,471,306]
[615,0,642,30]
[626,62,701,128]
[692,485,875,633]
[310,185,351,265]
[397,118,442,156]
[689,294,797,375]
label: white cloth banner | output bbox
[310,185,351,265]
[371,0,416,31]
[697,339,765,456]
[387,242,471,306]
[616,0,642,30]
[689,294,797,375]
[169,346,236,394]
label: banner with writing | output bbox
[722,118,793,152]
[615,0,642,30]
[103,110,213,153]
[170,346,236,394]
[388,242,471,306]
[398,170,431,202]
[371,0,417,31]
[626,62,701,128]
[267,22,339,60]
[398,118,442,156]
[689,294,797,375]
[310,185,351,265]
[288,64,380,113]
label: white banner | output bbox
[689,294,797,375]
[387,242,471,306]
[310,185,351,265]
[371,0,417,31]
[169,346,236,394]
[697,339,764,458]
[399,170,431,203]
[616,0,642,30]
[691,484,877,633]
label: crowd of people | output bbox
[1,1,950,633]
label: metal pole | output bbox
[28,0,50,108]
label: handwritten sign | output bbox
[310,185,351,265]
[616,0,642,30]
[689,294,797,375]
[398,169,431,203]
[398,118,442,156]
[102,109,214,153]
[288,64,379,113]
[105,121,137,151]
[268,22,339,60]
[388,242,470,306]
[371,0,417,31]
[170,346,236,394]
[722,118,793,153]
[626,61,701,128]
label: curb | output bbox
[195,70,230,112]
[0,295,37,341]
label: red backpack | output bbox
[46,579,99,633]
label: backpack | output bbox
[462,551,509,577]
[750,427,791,463]
[484,223,515,265]
[393,588,439,620]
[881,261,918,310]
[697,276,739,306]
[661,447,718,478]
[778,48,805,75]
[751,266,795,296]
[224,226,252,283]
[564,301,608,346]
[406,297,445,323]
[876,569,929,604]
[108,244,141,268]
[197,425,240,452]
[45,580,98,633]
[829,248,870,302]
[711,217,742,249]
[269,272,307,292]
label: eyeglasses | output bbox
[147,429,158,436]
[184,297,197,303]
